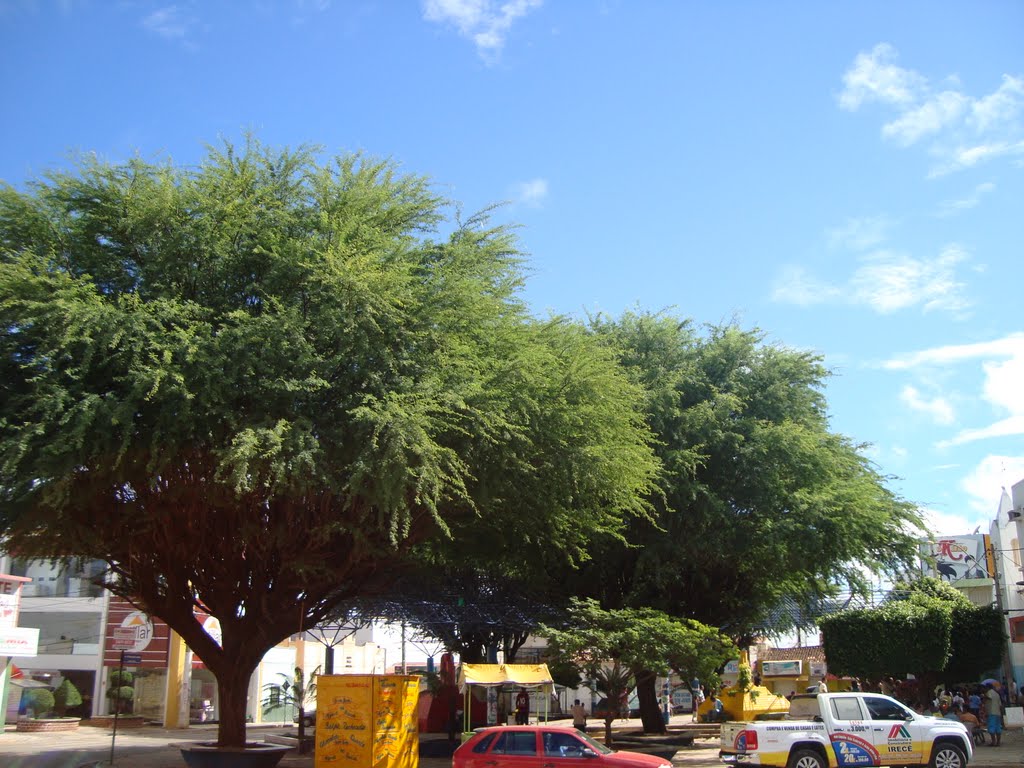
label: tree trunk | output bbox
[214,662,258,747]
[603,716,614,746]
[635,672,665,734]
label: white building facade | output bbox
[992,478,1024,686]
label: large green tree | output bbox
[569,312,923,727]
[0,139,658,747]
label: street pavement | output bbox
[0,717,1019,768]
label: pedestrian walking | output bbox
[571,699,588,730]
[985,683,1003,746]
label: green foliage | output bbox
[53,679,83,716]
[889,577,971,607]
[821,577,1004,684]
[108,670,134,687]
[575,311,924,639]
[24,687,56,716]
[946,603,1005,682]
[821,600,952,679]
[539,598,735,691]
[0,137,657,747]
[736,662,753,693]
[105,669,135,714]
[547,660,583,690]
[540,598,734,742]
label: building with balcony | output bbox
[0,554,107,721]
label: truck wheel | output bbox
[930,742,967,768]
[788,749,826,768]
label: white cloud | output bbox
[142,5,193,39]
[929,140,1024,177]
[826,215,892,251]
[514,177,548,206]
[851,246,970,315]
[941,350,1024,446]
[777,245,971,315]
[882,90,968,146]
[838,44,1024,174]
[935,182,995,217]
[770,265,842,306]
[942,416,1024,447]
[883,334,1024,449]
[961,455,1024,515]
[423,0,542,60]
[915,505,986,537]
[838,43,927,110]
[883,332,1024,370]
[900,385,955,425]
[970,75,1024,133]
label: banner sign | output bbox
[0,626,39,656]
[0,574,30,629]
[102,596,170,667]
[762,660,802,677]
[920,534,995,584]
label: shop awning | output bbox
[458,663,554,692]
[7,666,49,689]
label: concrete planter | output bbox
[83,715,148,728]
[179,742,291,768]
[16,716,82,732]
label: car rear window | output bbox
[493,731,537,755]
[787,697,822,720]
[472,733,497,753]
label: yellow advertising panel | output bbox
[316,674,373,766]
[315,674,419,768]
[374,675,419,768]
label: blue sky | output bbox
[2,1,1022,537]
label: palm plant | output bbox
[592,661,633,745]
[261,666,319,742]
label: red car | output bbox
[452,725,674,768]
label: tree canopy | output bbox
[0,138,658,746]
[539,597,735,738]
[576,311,923,635]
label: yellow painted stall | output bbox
[457,663,554,739]
[315,674,420,768]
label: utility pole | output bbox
[991,565,1015,687]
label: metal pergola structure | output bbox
[304,590,556,673]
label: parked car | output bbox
[453,725,674,768]
[293,706,316,727]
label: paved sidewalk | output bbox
[0,720,1019,768]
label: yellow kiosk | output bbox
[457,663,554,739]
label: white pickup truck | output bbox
[720,693,972,768]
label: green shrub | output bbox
[54,679,83,716]
[109,670,134,687]
[23,687,55,717]
[106,670,135,714]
